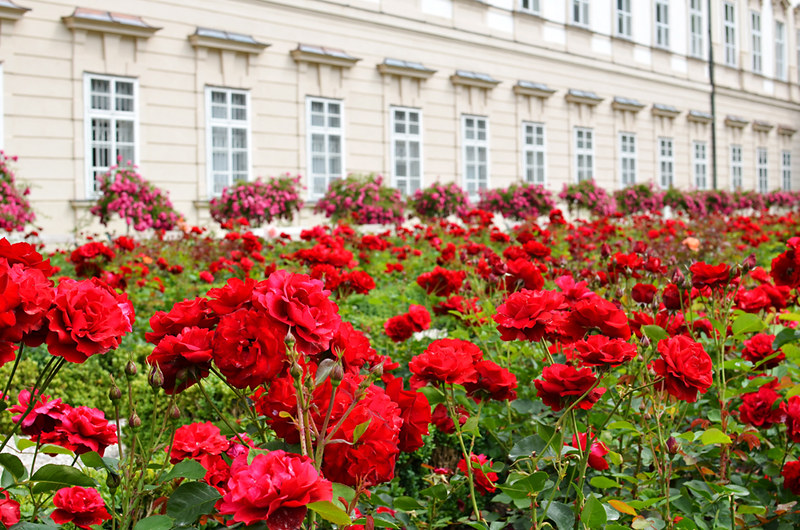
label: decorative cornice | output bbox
[687,110,712,124]
[189,28,269,55]
[612,96,645,113]
[565,89,603,106]
[778,124,797,136]
[0,0,29,21]
[651,103,680,118]
[450,70,500,89]
[752,120,774,133]
[291,44,360,68]
[513,80,556,98]
[724,115,749,128]
[62,8,160,38]
[377,58,436,79]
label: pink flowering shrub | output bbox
[766,190,800,209]
[210,175,304,227]
[90,164,181,231]
[0,151,35,232]
[478,183,554,221]
[315,174,404,225]
[613,184,662,215]
[560,180,617,217]
[410,182,470,219]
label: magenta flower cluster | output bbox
[90,164,181,231]
[315,174,404,225]
[0,151,35,232]
[478,183,555,221]
[560,180,618,218]
[210,175,304,227]
[410,182,471,219]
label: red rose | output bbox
[493,289,568,342]
[255,270,341,355]
[170,421,230,463]
[742,333,783,368]
[0,238,55,277]
[146,297,218,345]
[345,270,375,294]
[46,278,135,363]
[206,278,257,316]
[566,335,637,367]
[147,326,214,393]
[568,433,609,471]
[0,341,15,368]
[503,258,544,292]
[631,283,657,304]
[771,249,800,288]
[50,487,111,529]
[464,360,518,402]
[218,451,332,528]
[690,261,732,290]
[384,314,415,343]
[533,363,605,412]
[385,377,431,453]
[431,403,468,434]
[784,396,800,443]
[0,491,20,527]
[409,338,481,387]
[662,283,689,311]
[327,321,380,372]
[650,336,713,403]
[782,460,800,495]
[416,266,466,297]
[407,304,431,332]
[8,390,68,436]
[212,309,287,389]
[739,383,784,428]
[0,260,54,344]
[199,271,215,283]
[562,297,631,342]
[41,405,117,456]
[457,454,498,495]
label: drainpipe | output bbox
[707,0,719,190]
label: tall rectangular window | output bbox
[757,147,768,193]
[391,107,422,196]
[572,0,589,27]
[776,21,786,81]
[797,30,800,83]
[782,151,792,191]
[206,87,250,196]
[658,137,674,189]
[693,141,707,190]
[307,97,344,199]
[689,0,704,58]
[723,2,737,67]
[462,115,488,196]
[522,122,545,185]
[730,145,742,190]
[655,0,669,48]
[84,73,137,196]
[574,127,594,182]
[519,0,539,14]
[619,132,636,186]
[751,11,762,73]
[616,0,632,38]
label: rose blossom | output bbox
[533,363,606,412]
[41,405,117,456]
[463,360,518,402]
[566,335,637,367]
[568,433,610,471]
[782,461,800,495]
[50,487,111,529]
[409,338,482,387]
[742,333,783,368]
[650,336,713,403]
[147,326,214,393]
[493,289,568,342]
[457,454,498,495]
[0,491,20,527]
[170,422,230,463]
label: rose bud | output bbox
[129,412,142,429]
[742,254,757,273]
[148,365,164,390]
[106,471,121,490]
[331,364,344,384]
[290,362,303,379]
[169,404,181,420]
[667,436,679,454]
[125,361,138,378]
[108,384,122,402]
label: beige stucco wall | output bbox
[1,0,799,242]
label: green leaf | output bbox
[778,313,800,322]
[393,496,426,511]
[30,464,95,494]
[581,497,607,528]
[332,482,356,504]
[642,325,669,342]
[732,313,765,336]
[590,476,621,489]
[699,428,732,446]
[38,445,75,456]
[133,515,175,530]
[307,501,352,525]
[419,386,445,407]
[166,482,221,526]
[461,415,480,434]
[420,484,448,500]
[509,435,538,461]
[0,454,26,480]
[500,472,548,499]
[774,328,800,349]
[79,451,119,472]
[314,359,336,387]
[737,505,766,515]
[607,420,638,432]
[352,419,372,444]
[546,501,574,530]
[159,460,207,483]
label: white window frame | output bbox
[776,21,786,81]
[462,115,489,198]
[205,87,252,197]
[654,0,669,48]
[797,30,800,83]
[83,73,139,198]
[307,96,345,200]
[751,11,762,74]
[572,0,589,27]
[616,0,632,38]
[658,137,674,189]
[693,141,708,190]
[782,150,792,191]
[730,145,742,191]
[619,132,636,186]
[519,0,539,15]
[757,147,768,193]
[390,106,423,196]
[723,2,737,67]
[689,0,704,58]
[522,122,546,186]
[574,127,594,183]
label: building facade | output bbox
[1,0,799,240]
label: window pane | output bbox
[116,145,134,166]
[231,128,247,149]
[213,151,228,171]
[311,134,325,154]
[212,127,228,148]
[232,152,247,171]
[92,119,110,142]
[116,121,134,143]
[329,135,341,155]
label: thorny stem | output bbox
[446,386,483,523]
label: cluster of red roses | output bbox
[384,304,431,342]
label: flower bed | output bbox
[210,175,303,227]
